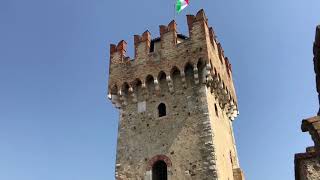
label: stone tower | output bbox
[107,9,245,180]
[294,25,320,180]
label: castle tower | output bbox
[107,9,245,180]
[294,25,320,180]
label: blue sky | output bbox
[0,0,319,179]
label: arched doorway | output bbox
[152,160,167,180]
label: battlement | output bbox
[107,9,239,120]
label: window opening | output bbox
[158,103,166,117]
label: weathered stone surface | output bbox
[299,158,320,180]
[233,168,245,180]
[295,116,320,180]
[295,151,320,180]
[107,9,244,180]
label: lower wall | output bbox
[115,85,218,179]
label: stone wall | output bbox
[115,81,217,179]
[295,151,320,180]
[295,117,320,180]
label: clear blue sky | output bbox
[0,0,319,179]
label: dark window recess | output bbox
[152,160,168,180]
[215,104,219,117]
[150,41,155,52]
[158,103,166,117]
[230,151,233,165]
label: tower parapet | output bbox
[108,9,239,121]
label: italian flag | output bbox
[176,0,189,13]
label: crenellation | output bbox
[186,9,208,37]
[110,44,117,55]
[159,20,177,36]
[134,31,151,61]
[159,21,178,60]
[109,40,131,67]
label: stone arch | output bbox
[152,160,167,180]
[121,82,130,97]
[132,78,143,101]
[132,78,142,87]
[170,66,181,76]
[170,66,182,91]
[184,62,194,87]
[158,71,168,93]
[110,84,118,95]
[146,75,155,95]
[197,58,206,84]
[146,155,172,171]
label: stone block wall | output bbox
[295,117,320,180]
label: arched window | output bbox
[158,71,168,92]
[152,160,167,180]
[184,63,194,87]
[171,66,181,91]
[146,75,155,94]
[158,103,166,117]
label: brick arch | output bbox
[170,66,181,76]
[109,84,118,94]
[131,78,142,86]
[120,82,130,96]
[197,58,206,70]
[146,155,172,171]
[184,61,194,71]
[157,71,167,80]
